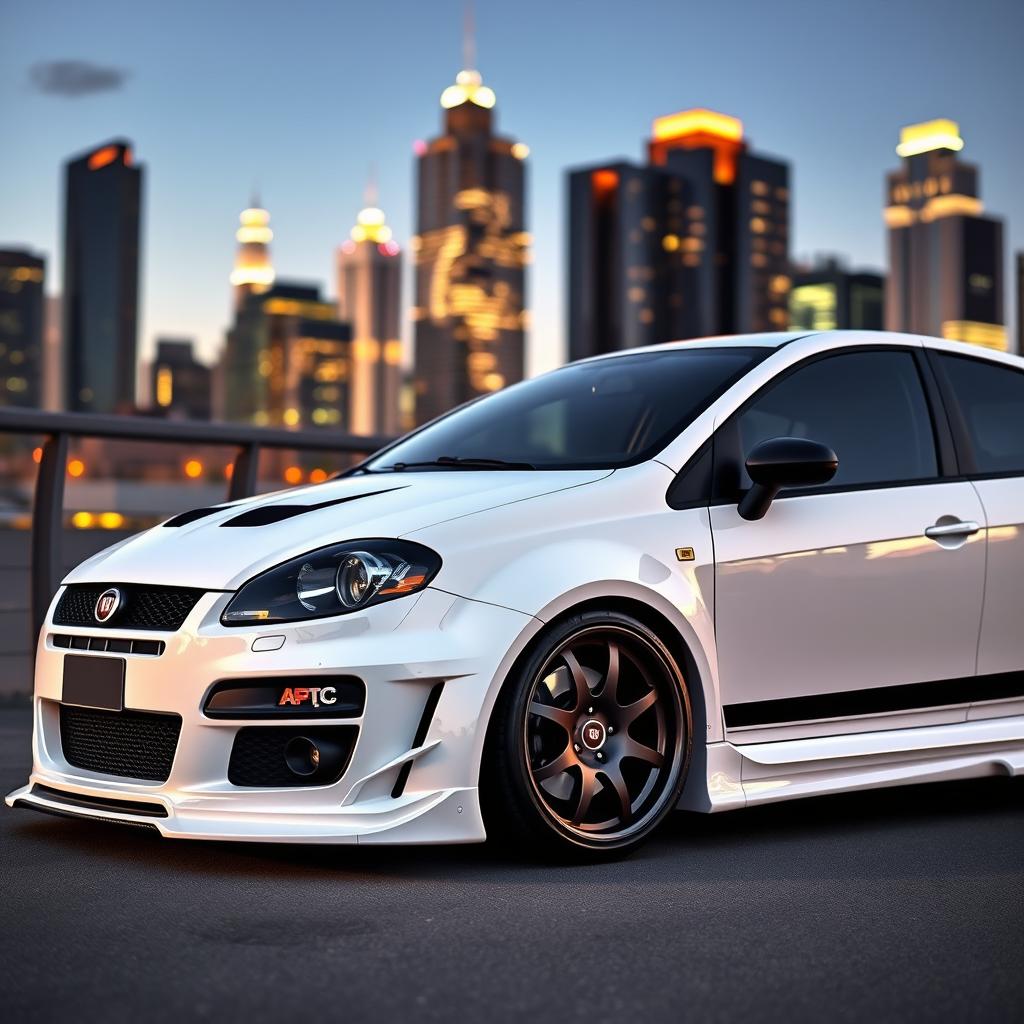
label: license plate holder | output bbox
[62,654,125,711]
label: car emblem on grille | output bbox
[94,588,122,623]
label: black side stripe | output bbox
[391,682,445,799]
[724,670,1024,729]
[220,487,405,527]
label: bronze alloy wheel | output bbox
[485,611,691,857]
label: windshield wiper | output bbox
[377,456,536,472]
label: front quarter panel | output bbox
[403,462,723,746]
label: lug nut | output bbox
[607,726,615,735]
[588,707,594,714]
[574,743,581,752]
[596,751,604,761]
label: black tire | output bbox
[483,609,692,860]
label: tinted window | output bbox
[367,348,767,471]
[937,354,1024,474]
[737,351,938,490]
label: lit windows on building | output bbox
[221,283,352,429]
[568,109,791,361]
[412,56,527,424]
[885,119,1006,349]
[0,249,45,409]
[337,197,403,436]
[62,139,141,413]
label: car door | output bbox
[929,350,1024,720]
[710,346,987,739]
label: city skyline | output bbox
[2,0,1023,380]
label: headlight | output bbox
[221,539,441,626]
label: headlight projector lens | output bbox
[336,551,393,609]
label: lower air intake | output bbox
[59,705,182,782]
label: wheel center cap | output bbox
[580,719,607,751]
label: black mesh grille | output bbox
[59,705,182,782]
[54,584,205,631]
[229,726,358,787]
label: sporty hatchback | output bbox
[8,330,1024,857]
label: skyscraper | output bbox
[412,47,529,424]
[568,109,790,362]
[62,139,142,412]
[150,338,212,420]
[0,249,45,409]
[885,119,1006,350]
[222,282,352,429]
[337,198,402,436]
[789,257,884,332]
[1016,252,1023,355]
[230,198,275,311]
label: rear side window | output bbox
[735,350,938,491]
[936,354,1024,474]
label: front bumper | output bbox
[6,587,535,844]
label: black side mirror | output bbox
[738,437,838,521]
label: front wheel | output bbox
[484,610,692,859]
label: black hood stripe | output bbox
[219,487,405,527]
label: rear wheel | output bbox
[484,610,691,859]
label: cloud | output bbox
[29,60,129,98]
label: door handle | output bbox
[924,519,981,539]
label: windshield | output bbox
[366,347,768,471]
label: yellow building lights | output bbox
[440,69,496,109]
[941,321,1008,351]
[884,205,916,228]
[789,283,838,331]
[155,366,173,407]
[511,143,530,160]
[351,206,394,244]
[651,108,744,143]
[230,204,275,293]
[920,194,983,222]
[896,119,964,158]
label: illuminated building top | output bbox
[896,119,964,158]
[230,199,275,303]
[440,68,495,110]
[651,109,744,144]
[649,108,746,184]
[351,205,394,245]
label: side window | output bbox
[735,351,938,491]
[936,354,1024,475]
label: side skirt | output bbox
[683,715,1024,812]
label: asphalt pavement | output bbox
[1,707,1022,1023]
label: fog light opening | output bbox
[284,736,321,777]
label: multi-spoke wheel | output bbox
[484,611,691,858]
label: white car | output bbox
[7,330,1024,857]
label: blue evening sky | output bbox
[2,0,1022,375]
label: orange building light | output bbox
[87,145,123,171]
[184,459,203,479]
[284,466,304,485]
[591,169,619,198]
[649,108,745,185]
[67,458,85,478]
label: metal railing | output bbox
[0,408,391,647]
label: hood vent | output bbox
[220,487,405,527]
[163,506,226,528]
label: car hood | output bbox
[64,469,613,591]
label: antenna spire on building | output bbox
[364,163,378,207]
[463,0,476,71]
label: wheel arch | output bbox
[477,582,718,811]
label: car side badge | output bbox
[675,547,695,562]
